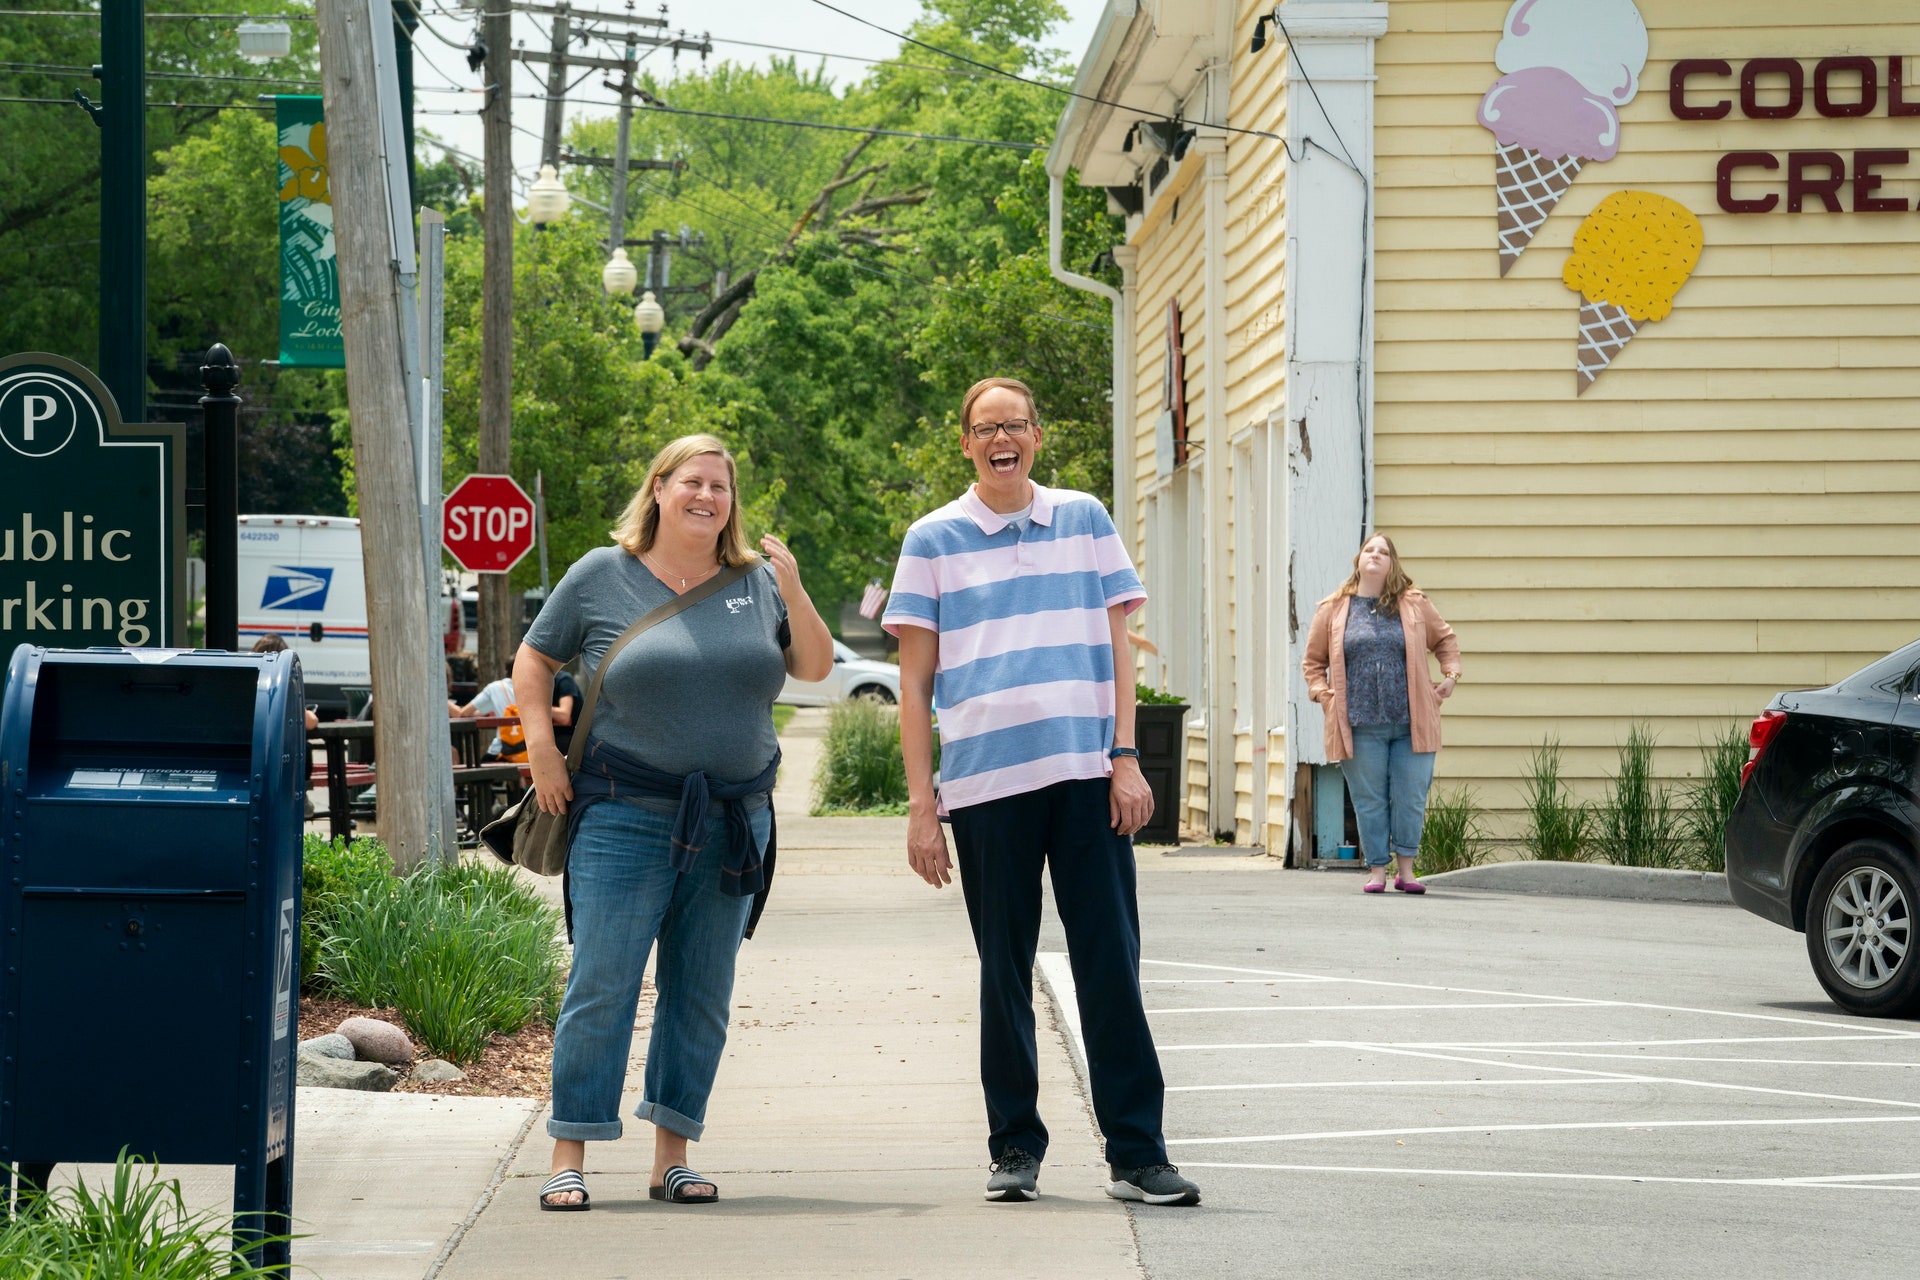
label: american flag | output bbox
[858,579,888,620]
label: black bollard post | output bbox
[200,343,242,652]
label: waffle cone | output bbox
[1575,300,1640,395]
[1495,144,1585,276]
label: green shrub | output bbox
[300,834,392,993]
[1135,683,1187,706]
[1416,787,1488,877]
[1520,736,1591,861]
[1594,723,1684,868]
[319,859,567,1063]
[0,1152,293,1278]
[813,697,910,812]
[1680,722,1747,873]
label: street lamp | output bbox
[602,248,637,297]
[527,164,570,226]
[634,290,664,358]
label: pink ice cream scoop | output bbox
[1477,66,1620,162]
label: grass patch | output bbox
[771,703,796,737]
[0,1152,293,1278]
[1520,736,1591,861]
[300,834,392,993]
[1680,722,1747,873]
[1415,787,1488,877]
[318,855,567,1064]
[1594,723,1684,869]
[812,697,912,813]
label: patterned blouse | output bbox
[1343,596,1409,726]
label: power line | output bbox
[699,35,998,81]
[531,92,1040,150]
[0,9,315,17]
[799,0,1292,149]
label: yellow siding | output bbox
[1225,0,1289,433]
[1373,0,1920,832]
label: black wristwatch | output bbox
[1109,746,1140,760]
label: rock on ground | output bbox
[298,1033,356,1061]
[337,1016,414,1064]
[296,1054,398,1092]
[414,1058,467,1084]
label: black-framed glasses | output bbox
[967,418,1033,441]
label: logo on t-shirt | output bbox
[725,594,753,615]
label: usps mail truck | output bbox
[237,515,370,718]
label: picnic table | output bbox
[308,716,528,843]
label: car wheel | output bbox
[852,685,896,704]
[1805,838,1920,1017]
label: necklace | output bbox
[645,550,720,590]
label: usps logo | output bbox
[261,565,333,611]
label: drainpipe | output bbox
[1048,170,1131,555]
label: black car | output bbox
[1725,637,1920,1017]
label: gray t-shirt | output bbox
[523,546,790,783]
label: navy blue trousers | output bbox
[950,776,1168,1170]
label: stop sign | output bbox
[443,473,536,573]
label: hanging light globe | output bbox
[527,164,570,225]
[602,248,638,296]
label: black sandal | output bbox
[539,1169,591,1211]
[649,1165,719,1204]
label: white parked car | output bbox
[779,640,900,706]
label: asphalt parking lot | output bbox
[1041,862,1920,1280]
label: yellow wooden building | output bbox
[1046,0,1920,856]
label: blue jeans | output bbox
[547,797,768,1143]
[1340,723,1436,868]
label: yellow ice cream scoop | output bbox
[1562,190,1702,322]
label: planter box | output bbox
[1134,703,1189,845]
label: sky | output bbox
[404,0,1108,204]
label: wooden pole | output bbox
[316,0,435,870]
[478,0,516,684]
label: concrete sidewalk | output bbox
[432,707,1142,1279]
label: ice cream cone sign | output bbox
[1563,192,1703,396]
[1478,0,1648,275]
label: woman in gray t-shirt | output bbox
[514,434,833,1210]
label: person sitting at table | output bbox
[453,661,579,761]
[251,634,319,730]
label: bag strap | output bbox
[561,557,760,773]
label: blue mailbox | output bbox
[0,646,304,1268]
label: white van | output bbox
[238,515,371,717]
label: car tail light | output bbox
[1741,709,1787,789]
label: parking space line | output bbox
[1166,1078,1647,1093]
[1151,1001,1596,1014]
[1140,959,1920,1038]
[1172,1161,1920,1193]
[1142,978,1335,984]
[1368,1035,1907,1049]
[1165,1114,1920,1147]
[1330,1040,1920,1112]
[1458,1049,1920,1068]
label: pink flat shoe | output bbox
[1362,880,1387,893]
[1393,876,1426,894]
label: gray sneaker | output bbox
[985,1147,1040,1201]
[1107,1163,1201,1206]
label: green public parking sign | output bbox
[0,353,186,651]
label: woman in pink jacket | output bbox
[1302,534,1462,893]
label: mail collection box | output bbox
[0,646,303,1266]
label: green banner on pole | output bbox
[277,95,343,367]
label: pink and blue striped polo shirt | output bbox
[882,484,1146,812]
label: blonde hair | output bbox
[611,434,756,568]
[1335,532,1415,616]
[960,376,1039,432]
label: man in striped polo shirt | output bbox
[884,377,1200,1208]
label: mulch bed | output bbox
[298,993,555,1099]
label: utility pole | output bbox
[538,4,571,167]
[316,0,436,871]
[606,32,637,252]
[97,1,145,420]
[478,0,515,685]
